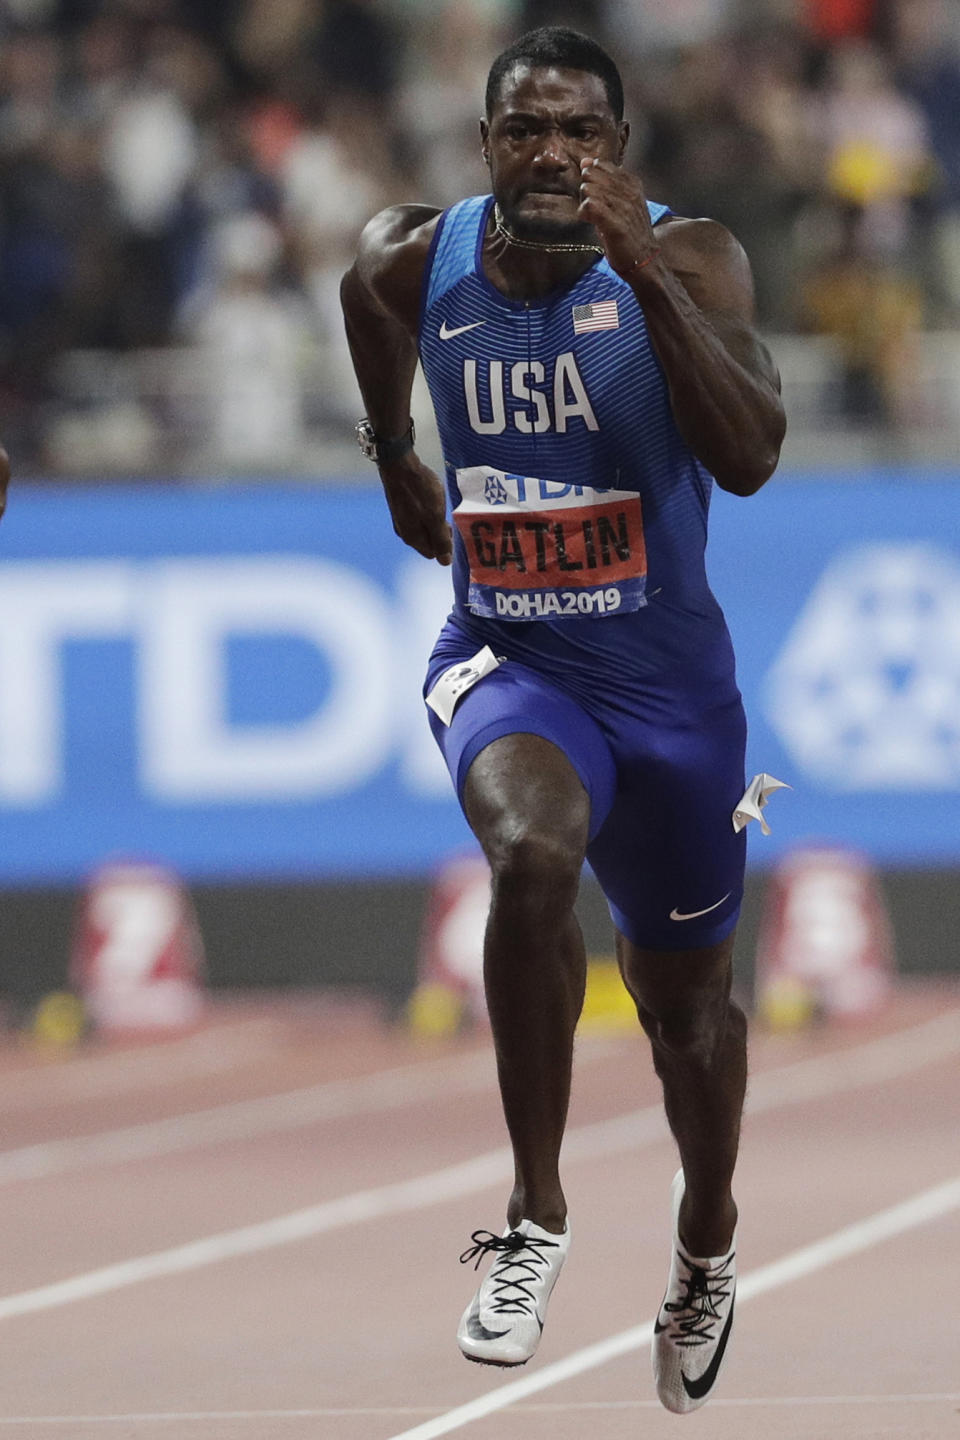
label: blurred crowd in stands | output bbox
[1,0,959,471]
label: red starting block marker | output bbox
[755,845,894,1028]
[408,852,491,1035]
[71,862,205,1033]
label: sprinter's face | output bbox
[481,64,628,242]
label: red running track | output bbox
[0,982,957,1439]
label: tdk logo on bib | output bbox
[478,474,613,505]
[484,474,509,505]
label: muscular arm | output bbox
[579,163,786,496]
[631,220,785,496]
[340,205,453,563]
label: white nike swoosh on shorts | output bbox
[669,893,731,922]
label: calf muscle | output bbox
[463,734,590,1232]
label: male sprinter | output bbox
[341,26,785,1414]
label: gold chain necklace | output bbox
[493,203,604,256]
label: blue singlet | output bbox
[418,194,748,950]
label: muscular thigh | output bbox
[426,653,618,846]
[463,733,591,861]
[586,697,747,951]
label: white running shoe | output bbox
[457,1218,571,1366]
[652,1169,737,1414]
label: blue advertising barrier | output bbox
[0,475,957,885]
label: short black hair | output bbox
[485,26,624,122]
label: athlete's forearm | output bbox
[631,266,785,496]
[340,264,418,438]
[340,261,452,565]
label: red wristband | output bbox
[619,247,660,278]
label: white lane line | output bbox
[0,1411,439,1426]
[0,1024,283,1113]
[0,1009,956,1318]
[745,1007,960,1112]
[0,1394,958,1426]
[0,1395,956,1426]
[0,1036,618,1185]
[0,1005,955,1187]
[500,1393,960,1409]
[541,1006,960,1168]
[0,1148,516,1321]
[383,1174,960,1440]
[0,1051,504,1184]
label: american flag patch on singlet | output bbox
[572,300,619,334]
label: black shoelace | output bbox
[662,1251,735,1347]
[459,1229,561,1316]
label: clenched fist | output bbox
[578,158,661,280]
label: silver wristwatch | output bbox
[355,418,416,465]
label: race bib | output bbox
[454,466,647,621]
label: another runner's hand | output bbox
[578,159,659,279]
[379,454,453,565]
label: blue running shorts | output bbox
[425,646,747,952]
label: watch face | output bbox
[356,422,377,460]
[355,419,414,462]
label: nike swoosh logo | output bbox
[439,320,487,340]
[680,1297,735,1401]
[669,893,731,922]
[466,1310,510,1342]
